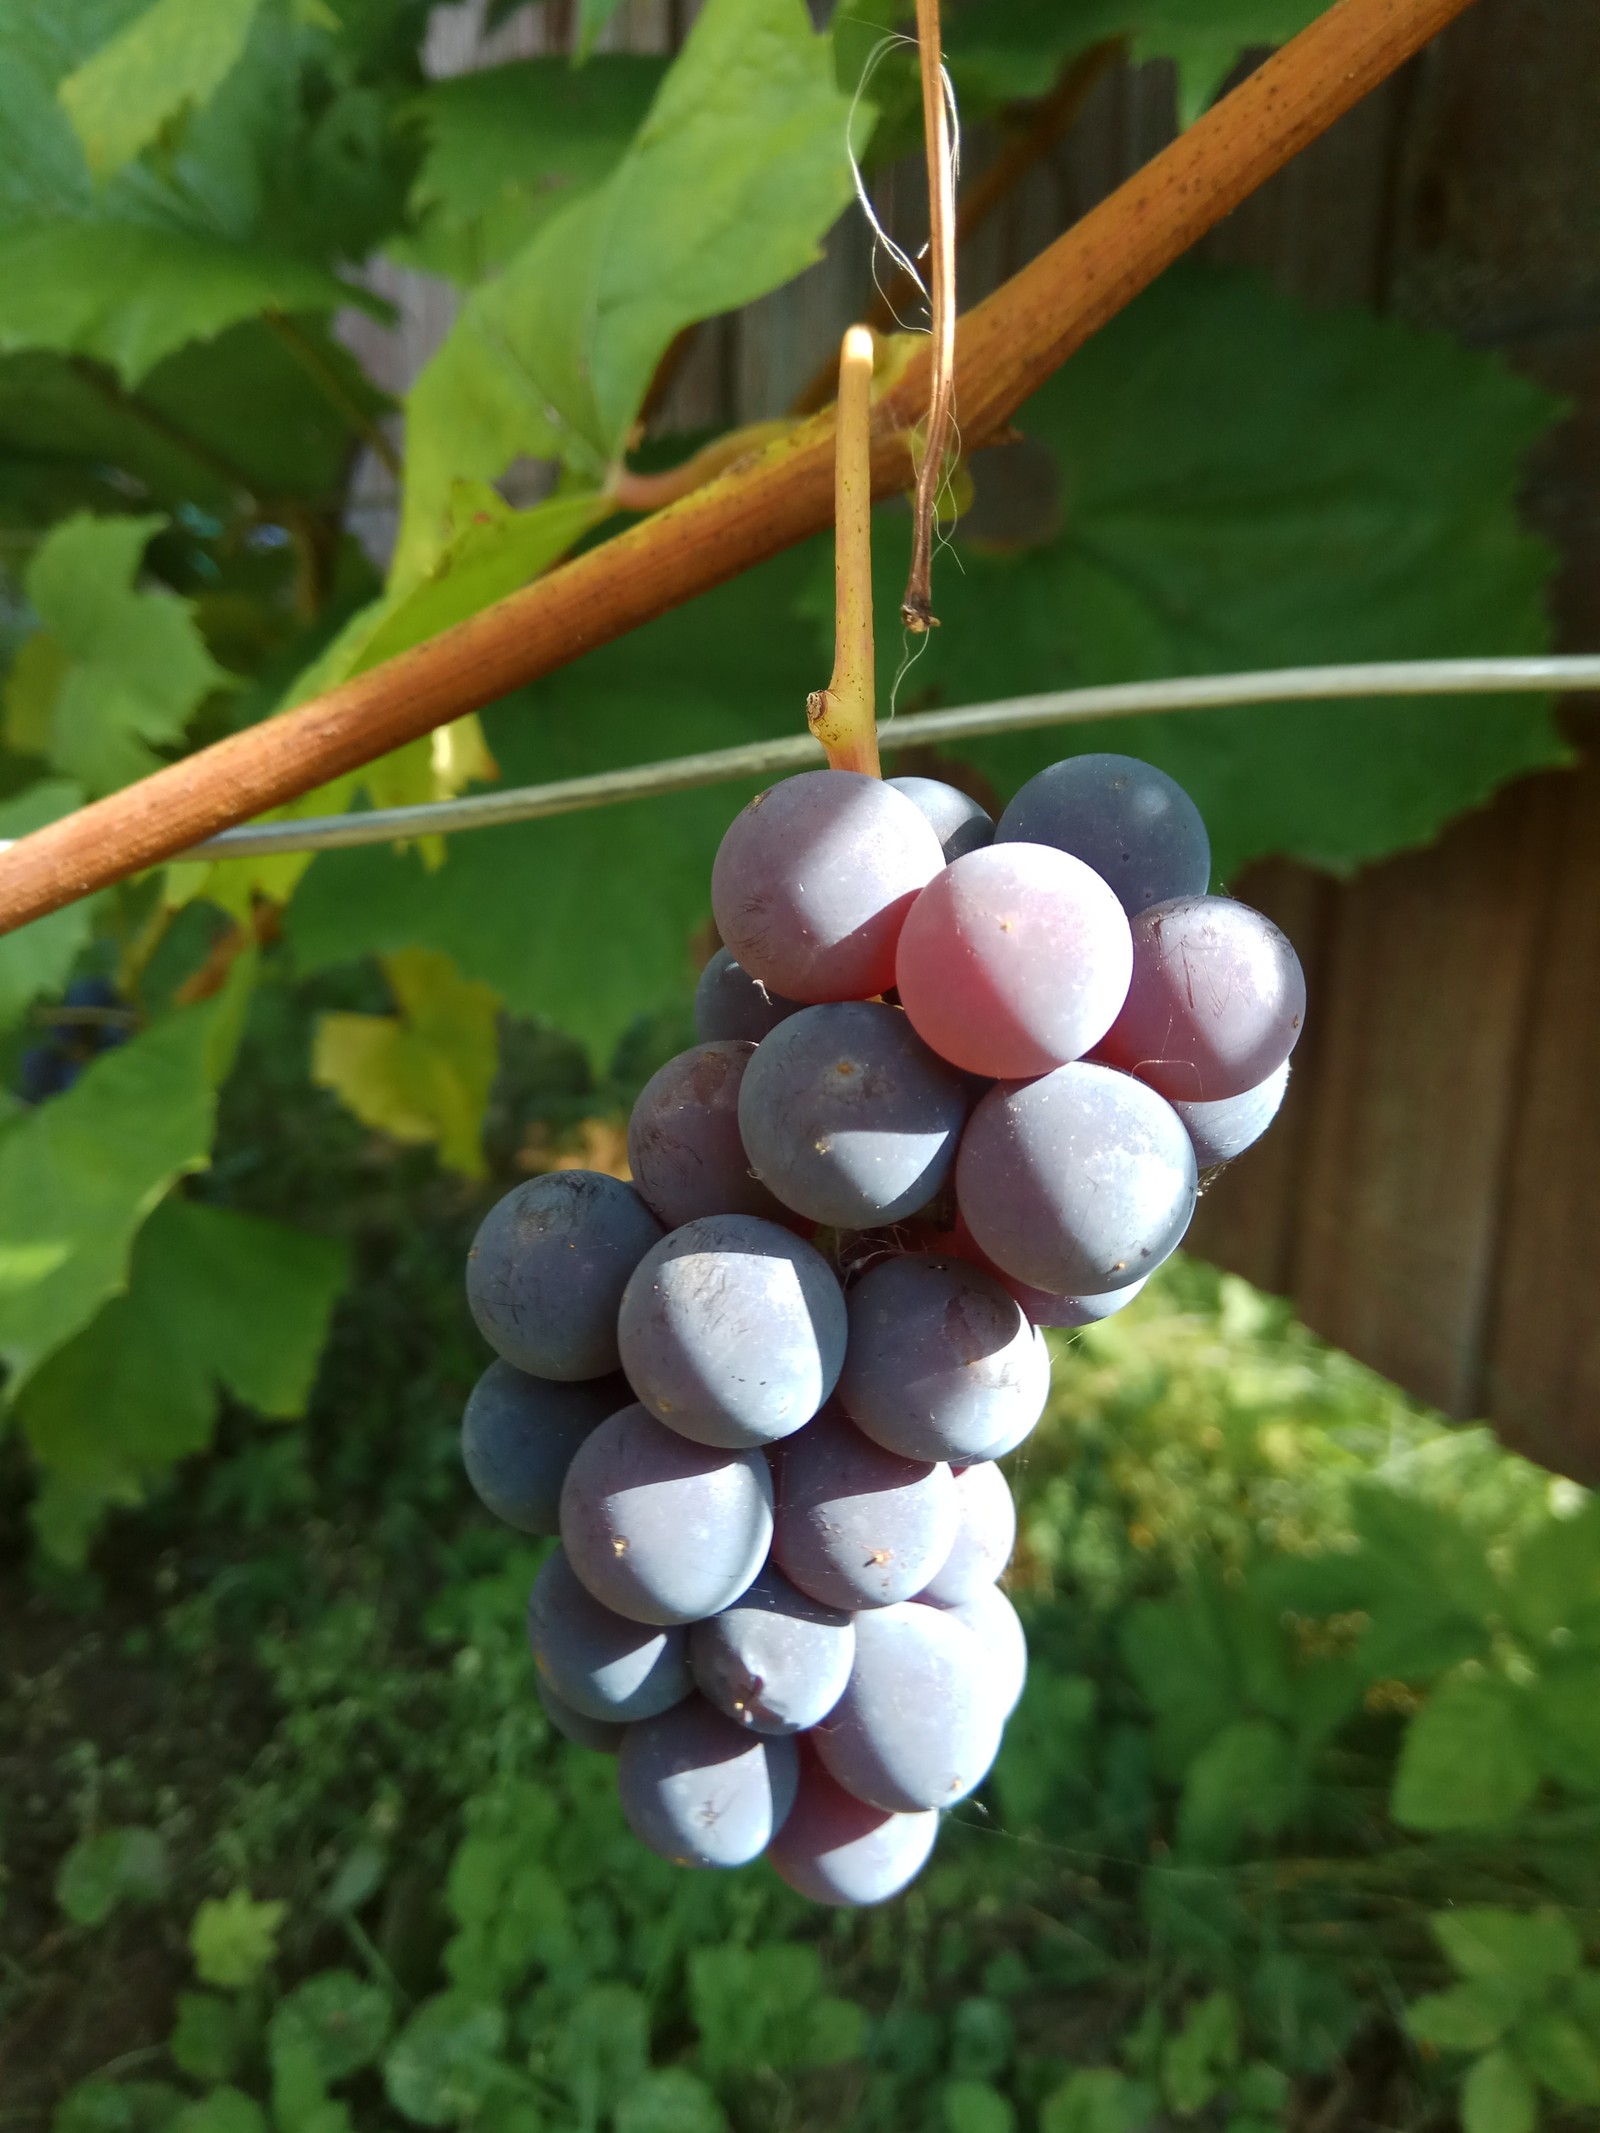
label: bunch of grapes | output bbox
[460,754,1305,1907]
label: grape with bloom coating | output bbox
[690,1565,854,1735]
[887,775,994,861]
[711,771,944,1002]
[813,1601,1002,1812]
[919,1461,1016,1604]
[536,1677,626,1753]
[771,1405,959,1612]
[768,1745,938,1907]
[618,1697,798,1868]
[461,1360,628,1535]
[896,843,1133,1079]
[738,1002,969,1227]
[618,1215,846,1449]
[693,947,803,1043]
[922,1582,1027,1716]
[956,1063,1196,1296]
[996,752,1210,915]
[837,1253,1048,1463]
[560,1403,773,1625]
[1097,895,1305,1102]
[627,1042,787,1229]
[1173,1060,1290,1167]
[527,1548,691,1722]
[943,1218,1151,1334]
[467,1171,662,1380]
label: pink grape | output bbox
[895,843,1132,1078]
[710,771,944,1003]
[1096,895,1306,1102]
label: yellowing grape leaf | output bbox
[59,0,264,179]
[397,0,855,571]
[6,513,229,796]
[313,948,500,1178]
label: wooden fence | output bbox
[353,0,1600,1480]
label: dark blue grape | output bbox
[1172,1060,1290,1167]
[813,1601,1002,1812]
[710,771,944,1002]
[887,776,995,861]
[996,752,1210,915]
[536,1676,627,1753]
[618,1215,846,1449]
[767,1744,938,1907]
[627,1043,789,1229]
[771,1405,958,1611]
[837,1253,1049,1463]
[461,1360,628,1535]
[16,1043,77,1102]
[918,1461,1015,1604]
[527,1549,691,1722]
[1096,896,1305,1102]
[467,1171,662,1380]
[693,949,804,1044]
[956,1064,1196,1295]
[617,1696,798,1868]
[689,1565,854,1735]
[737,1002,970,1227]
[921,1583,1027,1716]
[560,1402,773,1624]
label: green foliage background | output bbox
[0,4,1591,2129]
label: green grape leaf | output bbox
[1392,1681,1541,1831]
[1524,1656,1600,1793]
[312,947,500,1178]
[55,1825,170,1925]
[397,0,856,569]
[170,1993,245,2085]
[6,513,228,796]
[1461,2049,1538,2133]
[190,1889,288,1990]
[59,0,263,179]
[383,1993,509,2128]
[1346,1486,1501,1679]
[691,1944,841,2078]
[1176,1719,1301,1862]
[552,1984,651,2123]
[1507,1500,1600,1647]
[268,1971,394,2086]
[15,1194,347,1559]
[1431,1908,1582,1991]
[1039,2068,1156,2133]
[614,2070,729,2133]
[0,223,354,385]
[0,781,95,1029]
[942,2081,1017,2133]
[1408,1985,1514,2055]
[833,264,1563,884]
[401,55,664,283]
[0,966,250,1399]
[1512,2010,1600,2105]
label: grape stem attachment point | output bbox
[902,0,957,634]
[807,326,881,778]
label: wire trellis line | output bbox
[10,655,1593,865]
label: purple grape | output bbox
[995,752,1210,916]
[693,948,804,1044]
[1008,1274,1149,1330]
[466,1171,663,1380]
[617,1216,846,1449]
[922,1583,1027,1716]
[689,1565,854,1735]
[895,844,1133,1079]
[812,1602,1002,1812]
[560,1403,773,1624]
[767,1746,938,1907]
[886,775,995,861]
[617,1696,799,1868]
[737,1003,970,1227]
[536,1676,627,1754]
[710,771,944,1003]
[771,1406,958,1612]
[1172,1060,1291,1167]
[956,1064,1196,1295]
[461,1360,629,1535]
[836,1253,1049,1463]
[1096,896,1306,1102]
[527,1548,691,1722]
[919,1461,1016,1604]
[626,1042,789,1229]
